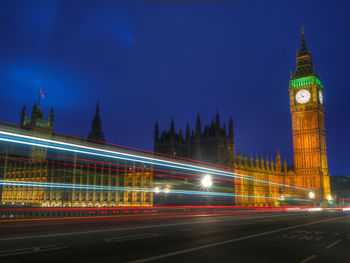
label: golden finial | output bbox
[301,25,304,37]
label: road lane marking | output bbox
[325,239,342,249]
[104,233,163,242]
[0,246,52,254]
[182,227,208,232]
[0,245,66,257]
[0,213,291,242]
[299,255,316,263]
[128,216,348,263]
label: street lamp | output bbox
[309,192,315,199]
[309,192,315,208]
[154,186,160,194]
[201,175,213,188]
[327,195,332,201]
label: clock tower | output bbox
[289,28,331,201]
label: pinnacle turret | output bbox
[49,106,54,128]
[196,113,201,136]
[88,101,105,142]
[291,27,316,79]
[260,155,265,170]
[154,121,159,142]
[255,154,259,168]
[170,118,175,135]
[229,115,234,139]
[297,27,310,57]
[215,111,220,129]
[20,104,26,126]
[185,123,190,141]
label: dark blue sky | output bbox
[0,0,349,175]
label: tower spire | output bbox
[88,100,105,142]
[49,105,54,128]
[215,111,220,129]
[291,27,315,79]
[297,26,310,57]
[229,115,234,139]
[196,113,201,136]
[154,120,159,143]
[20,104,26,126]
[170,117,175,135]
[186,122,190,142]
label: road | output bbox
[0,210,349,263]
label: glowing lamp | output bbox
[201,175,213,188]
[309,192,315,199]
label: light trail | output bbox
[0,180,310,202]
[4,155,290,193]
[0,120,231,170]
[0,129,314,192]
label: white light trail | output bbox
[0,129,314,192]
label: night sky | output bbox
[0,0,349,175]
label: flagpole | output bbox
[38,85,41,107]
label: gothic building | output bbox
[20,102,54,133]
[155,113,234,167]
[154,29,331,204]
[0,100,153,207]
[0,29,331,208]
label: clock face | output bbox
[295,89,311,104]
[319,90,323,104]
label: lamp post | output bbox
[201,175,213,188]
[154,186,160,194]
[309,192,315,207]
[201,175,213,206]
[327,195,333,206]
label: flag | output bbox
[40,87,45,99]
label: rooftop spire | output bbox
[215,111,220,128]
[196,113,201,136]
[291,27,316,79]
[88,100,105,142]
[20,104,26,126]
[154,120,159,142]
[229,115,234,139]
[170,117,175,135]
[96,100,100,114]
[297,26,310,57]
[291,27,317,79]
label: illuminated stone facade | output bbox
[0,102,153,207]
[0,154,153,207]
[155,30,331,205]
[289,29,331,201]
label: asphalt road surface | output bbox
[0,210,349,263]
